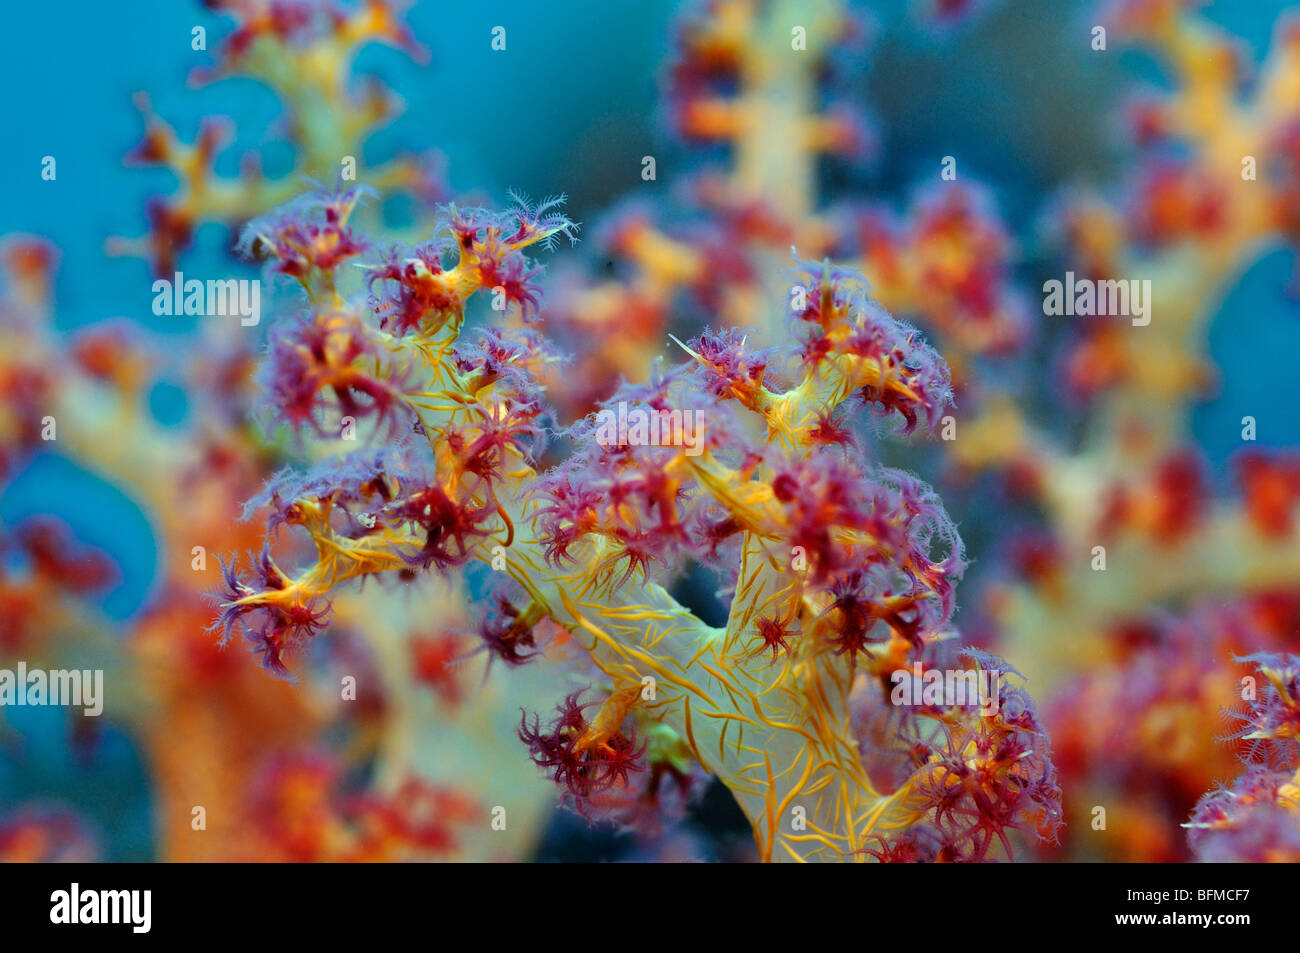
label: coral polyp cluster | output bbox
[1185,653,1300,862]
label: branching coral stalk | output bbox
[108,0,444,275]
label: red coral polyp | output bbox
[211,551,331,680]
[260,308,414,441]
[387,483,496,572]
[475,597,542,668]
[365,243,459,334]
[685,326,770,404]
[238,185,371,281]
[519,692,646,816]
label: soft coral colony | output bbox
[86,0,1054,862]
[2,0,1298,863]
[216,162,1062,860]
[206,0,1300,861]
